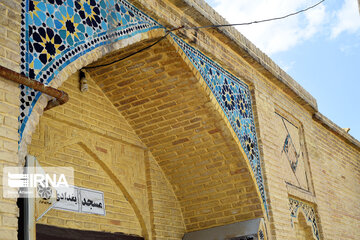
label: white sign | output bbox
[55,186,80,212]
[54,186,105,216]
[80,188,105,215]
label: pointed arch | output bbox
[34,137,149,239]
[294,209,316,240]
[289,197,320,240]
[19,0,267,224]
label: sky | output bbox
[204,0,360,141]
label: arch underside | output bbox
[82,37,263,231]
[20,0,267,232]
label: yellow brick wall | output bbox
[307,122,359,239]
[0,0,21,71]
[27,72,185,239]
[0,0,21,239]
[146,153,185,239]
[253,67,360,240]
[0,77,20,240]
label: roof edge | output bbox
[168,0,359,147]
[313,112,360,151]
[131,0,358,147]
[177,0,318,112]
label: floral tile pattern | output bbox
[20,0,162,140]
[171,34,267,213]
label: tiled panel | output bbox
[289,197,320,240]
[274,113,309,190]
[171,34,267,213]
[19,0,162,139]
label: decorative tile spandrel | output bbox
[171,34,267,214]
[20,0,163,140]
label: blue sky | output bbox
[204,0,360,140]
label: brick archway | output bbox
[83,36,266,231]
[19,0,268,233]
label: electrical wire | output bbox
[84,0,325,69]
[83,33,169,69]
[84,29,166,69]
[185,0,325,30]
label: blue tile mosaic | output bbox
[20,0,163,140]
[289,197,320,240]
[20,0,267,214]
[171,34,267,213]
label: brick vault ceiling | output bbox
[87,37,263,231]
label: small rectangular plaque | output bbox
[80,188,105,215]
[54,186,80,212]
[54,186,105,216]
